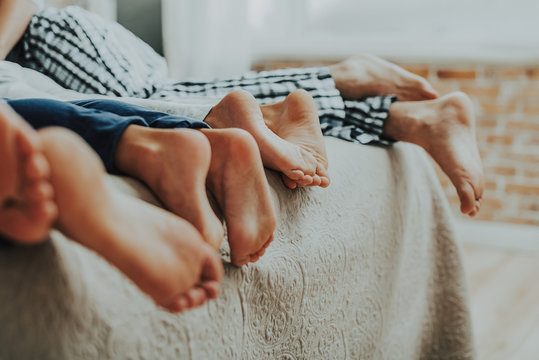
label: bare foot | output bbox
[201,128,277,266]
[261,89,330,189]
[205,89,330,189]
[384,92,484,215]
[114,126,224,250]
[0,104,57,243]
[40,128,223,312]
[330,54,439,101]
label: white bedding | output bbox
[0,61,474,359]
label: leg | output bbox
[114,126,225,249]
[115,126,277,266]
[205,90,330,189]
[0,103,57,243]
[201,128,277,266]
[39,127,223,312]
[383,92,484,215]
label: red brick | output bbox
[474,211,495,221]
[488,166,516,176]
[485,181,498,191]
[480,102,517,114]
[461,85,500,97]
[437,69,477,79]
[477,116,498,128]
[523,104,539,115]
[486,135,514,145]
[484,68,524,80]
[506,184,539,196]
[480,197,504,209]
[526,68,539,80]
[520,201,539,212]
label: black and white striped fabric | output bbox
[14,6,396,146]
[154,68,397,146]
[16,6,168,98]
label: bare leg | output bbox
[330,54,439,101]
[384,92,484,216]
[201,128,277,266]
[114,126,224,249]
[40,127,223,312]
[205,89,330,189]
[0,104,57,243]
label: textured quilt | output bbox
[0,61,474,359]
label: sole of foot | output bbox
[206,89,330,189]
[41,127,223,312]
[261,89,330,189]
[0,105,57,243]
[202,128,277,266]
[392,92,484,216]
[115,126,225,250]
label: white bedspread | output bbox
[0,62,474,359]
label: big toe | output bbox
[457,181,477,215]
[0,200,57,243]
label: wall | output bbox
[253,60,539,226]
[117,0,162,54]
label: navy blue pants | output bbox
[5,98,209,174]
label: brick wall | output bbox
[253,60,539,226]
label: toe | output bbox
[287,169,305,181]
[309,174,322,187]
[295,174,313,187]
[419,79,439,99]
[200,280,221,299]
[24,153,50,181]
[200,248,224,283]
[184,287,208,309]
[168,295,190,313]
[25,181,54,202]
[319,176,331,188]
[282,175,298,189]
[457,181,476,215]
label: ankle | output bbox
[114,125,160,181]
[384,102,429,147]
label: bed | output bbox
[0,61,474,359]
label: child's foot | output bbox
[385,92,484,216]
[261,89,330,189]
[41,128,223,312]
[205,89,330,189]
[201,129,277,266]
[0,104,57,243]
[330,54,439,101]
[114,127,224,250]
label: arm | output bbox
[0,0,37,60]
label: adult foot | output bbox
[384,92,484,215]
[0,104,57,243]
[205,89,330,189]
[261,89,330,189]
[41,128,223,312]
[114,126,224,250]
[201,129,277,266]
[330,54,439,101]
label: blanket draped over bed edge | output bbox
[0,61,474,360]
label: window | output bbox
[249,0,539,63]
